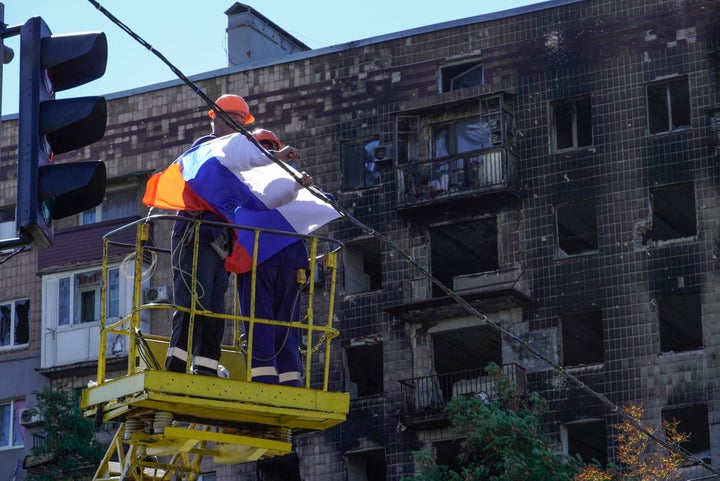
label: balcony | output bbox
[396,147,519,210]
[398,363,526,427]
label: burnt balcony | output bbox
[396,147,519,210]
[398,363,526,428]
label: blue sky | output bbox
[1,0,543,115]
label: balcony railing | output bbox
[397,148,518,208]
[399,363,526,425]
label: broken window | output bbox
[658,292,702,353]
[439,60,483,92]
[643,182,696,244]
[428,118,494,192]
[556,199,598,257]
[345,338,383,398]
[551,96,592,151]
[432,325,501,375]
[561,309,604,367]
[396,115,419,165]
[662,405,710,464]
[341,139,381,189]
[343,237,382,295]
[257,453,301,481]
[430,219,498,297]
[647,76,690,134]
[562,419,608,466]
[0,298,30,348]
[346,448,387,481]
[433,439,464,475]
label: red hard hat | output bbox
[208,94,255,125]
[251,128,283,150]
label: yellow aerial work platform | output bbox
[81,216,349,481]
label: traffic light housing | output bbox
[16,16,108,247]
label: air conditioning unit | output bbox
[20,408,44,427]
[372,144,394,163]
[144,286,170,304]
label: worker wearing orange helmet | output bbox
[166,94,257,376]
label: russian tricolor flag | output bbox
[142,133,340,273]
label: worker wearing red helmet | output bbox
[237,129,312,387]
[251,128,282,151]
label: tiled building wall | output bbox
[3,0,720,479]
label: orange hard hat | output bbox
[251,128,283,150]
[208,94,255,125]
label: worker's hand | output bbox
[276,146,301,162]
[299,171,314,187]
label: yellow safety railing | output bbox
[93,214,343,391]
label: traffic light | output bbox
[16,16,108,248]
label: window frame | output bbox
[646,76,691,135]
[340,138,382,190]
[550,95,593,152]
[0,399,25,450]
[439,59,484,93]
[0,298,30,350]
[0,205,15,239]
[41,263,148,368]
[80,185,138,226]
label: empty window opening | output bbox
[345,338,384,398]
[663,405,710,464]
[643,182,696,244]
[343,237,382,295]
[430,219,498,298]
[346,448,387,481]
[552,96,592,151]
[561,309,604,367]
[562,419,608,466]
[257,453,301,481]
[440,60,483,92]
[341,139,381,190]
[556,199,598,257]
[433,439,464,475]
[647,76,690,134]
[396,115,419,164]
[432,325,501,376]
[658,292,702,353]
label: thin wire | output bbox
[86,0,719,475]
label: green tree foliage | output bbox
[403,364,579,481]
[25,385,104,481]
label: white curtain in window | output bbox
[456,118,491,152]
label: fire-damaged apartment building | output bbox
[2,0,720,479]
